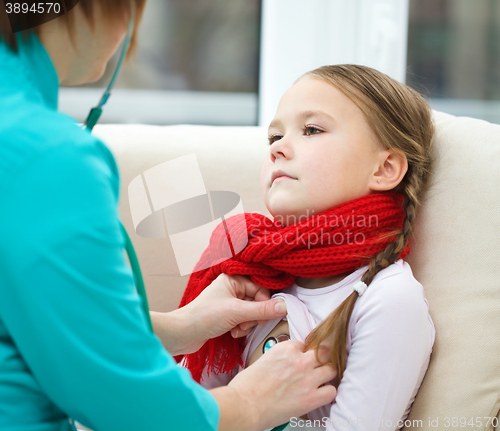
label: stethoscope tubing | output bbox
[83,16,153,333]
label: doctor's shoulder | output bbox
[0,105,120,192]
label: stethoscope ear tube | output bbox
[85,17,134,131]
[85,107,102,132]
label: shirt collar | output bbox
[14,31,60,111]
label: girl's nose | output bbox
[270,137,292,162]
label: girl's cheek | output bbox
[260,159,272,184]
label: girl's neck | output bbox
[295,271,353,289]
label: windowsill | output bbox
[59,88,258,126]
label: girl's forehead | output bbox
[273,77,359,124]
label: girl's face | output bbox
[261,75,395,226]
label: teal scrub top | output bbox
[0,32,219,431]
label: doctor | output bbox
[0,1,336,431]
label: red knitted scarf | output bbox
[177,191,409,382]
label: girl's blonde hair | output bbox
[302,64,435,387]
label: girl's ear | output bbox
[369,149,408,192]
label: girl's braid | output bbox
[360,167,421,286]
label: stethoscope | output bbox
[83,18,289,431]
[84,17,152,334]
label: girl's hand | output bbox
[210,340,337,431]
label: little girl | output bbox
[178,64,436,430]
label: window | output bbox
[407,0,500,123]
[60,0,500,126]
[59,0,261,125]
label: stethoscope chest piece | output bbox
[262,334,290,354]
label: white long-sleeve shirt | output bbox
[196,259,435,431]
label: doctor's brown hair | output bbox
[302,65,435,388]
[0,0,146,60]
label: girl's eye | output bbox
[304,126,322,136]
[268,134,283,145]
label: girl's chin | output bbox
[266,200,316,225]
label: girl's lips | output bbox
[272,175,296,185]
[271,170,297,185]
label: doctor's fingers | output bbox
[310,362,337,389]
[311,381,338,407]
[231,321,257,338]
[303,342,333,366]
[230,274,271,302]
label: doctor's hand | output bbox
[192,274,287,339]
[210,341,337,431]
[150,274,286,356]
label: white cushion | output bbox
[404,111,500,428]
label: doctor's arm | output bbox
[0,141,219,430]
